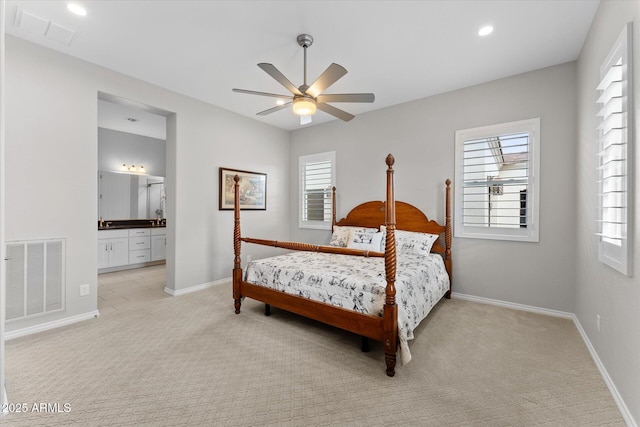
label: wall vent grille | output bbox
[6,239,66,322]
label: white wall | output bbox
[290,62,577,313]
[576,1,640,424]
[5,36,290,331]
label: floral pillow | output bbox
[395,229,439,256]
[329,226,377,247]
[346,230,385,252]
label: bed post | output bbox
[233,175,242,314]
[331,186,337,231]
[383,154,398,377]
[445,179,452,299]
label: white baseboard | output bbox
[5,311,100,341]
[450,292,573,319]
[451,291,637,427]
[571,314,637,427]
[164,277,230,297]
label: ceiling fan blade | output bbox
[316,103,355,122]
[256,102,292,116]
[316,93,375,103]
[232,88,291,99]
[258,63,302,96]
[306,63,347,98]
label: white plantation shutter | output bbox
[596,22,633,276]
[299,152,335,229]
[455,118,540,242]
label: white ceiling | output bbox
[6,1,600,133]
[97,98,167,140]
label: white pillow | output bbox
[395,230,439,256]
[346,230,384,252]
[329,225,377,247]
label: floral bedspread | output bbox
[244,251,450,364]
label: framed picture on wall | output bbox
[219,167,267,210]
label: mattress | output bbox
[244,250,450,364]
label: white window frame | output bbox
[454,118,541,242]
[596,22,633,276]
[299,151,335,230]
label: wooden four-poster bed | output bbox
[232,154,452,376]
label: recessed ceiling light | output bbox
[67,3,87,16]
[478,25,494,37]
[276,99,285,106]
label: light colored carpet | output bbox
[1,270,624,426]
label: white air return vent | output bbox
[15,8,77,46]
[15,8,50,36]
[6,239,66,321]
[47,22,76,46]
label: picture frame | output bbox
[219,167,267,210]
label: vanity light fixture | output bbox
[67,3,87,16]
[120,164,146,174]
[478,25,494,37]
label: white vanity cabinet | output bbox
[98,226,166,272]
[98,229,129,269]
[151,228,167,261]
[128,228,151,264]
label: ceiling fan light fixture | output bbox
[293,97,316,116]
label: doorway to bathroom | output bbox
[97,93,172,314]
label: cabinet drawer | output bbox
[128,228,151,237]
[129,236,150,250]
[129,249,150,264]
[98,229,128,239]
[151,228,166,236]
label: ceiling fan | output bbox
[233,34,375,124]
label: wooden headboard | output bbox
[334,200,445,235]
[331,180,452,270]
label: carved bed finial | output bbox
[386,153,395,168]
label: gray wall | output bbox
[98,127,166,177]
[290,61,577,313]
[5,35,290,331]
[576,1,640,424]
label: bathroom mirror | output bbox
[98,171,166,220]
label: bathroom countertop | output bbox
[98,220,166,230]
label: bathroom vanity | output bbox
[98,170,167,273]
[98,220,166,273]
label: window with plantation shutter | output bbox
[454,118,540,242]
[299,151,335,229]
[596,22,633,276]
